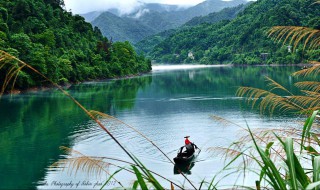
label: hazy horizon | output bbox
[64,0,206,14]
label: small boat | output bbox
[173,151,195,164]
[173,146,200,164]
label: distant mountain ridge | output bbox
[184,3,251,27]
[81,3,184,22]
[135,4,249,54]
[91,12,157,43]
[86,0,248,43]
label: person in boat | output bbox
[179,136,198,156]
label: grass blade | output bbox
[301,110,319,153]
[132,180,139,190]
[248,126,287,190]
[100,168,123,190]
[313,156,320,190]
[275,133,310,187]
[307,181,320,190]
[132,165,148,190]
[133,156,164,190]
[285,138,298,190]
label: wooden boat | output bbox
[173,146,200,164]
[173,152,195,164]
[173,161,195,175]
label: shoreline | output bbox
[5,72,151,95]
[4,63,309,95]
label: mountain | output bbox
[170,0,249,22]
[90,0,248,43]
[132,3,183,13]
[0,0,151,90]
[135,4,249,55]
[184,3,250,27]
[147,0,320,64]
[80,11,103,22]
[92,12,157,43]
[81,4,183,22]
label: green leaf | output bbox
[133,156,164,190]
[305,145,320,156]
[313,156,320,190]
[132,165,148,190]
[100,168,123,190]
[285,138,298,190]
[259,142,274,182]
[293,153,310,188]
[248,126,286,190]
[199,178,205,190]
[265,142,274,156]
[306,181,320,190]
[301,110,319,153]
[312,134,320,147]
[132,180,139,190]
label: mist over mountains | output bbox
[82,0,248,43]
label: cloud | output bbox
[64,0,141,14]
[64,0,206,14]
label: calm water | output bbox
[0,65,303,189]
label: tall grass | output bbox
[208,110,320,190]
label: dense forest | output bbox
[140,0,320,64]
[135,4,248,55]
[0,0,151,90]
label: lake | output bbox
[0,65,303,189]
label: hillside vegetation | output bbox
[146,0,320,64]
[0,0,151,90]
[135,4,248,55]
[90,0,247,43]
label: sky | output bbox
[64,0,206,14]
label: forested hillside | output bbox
[184,3,249,27]
[135,4,248,54]
[148,0,320,64]
[92,12,157,43]
[90,0,247,43]
[0,0,151,91]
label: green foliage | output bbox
[90,0,247,44]
[184,3,249,27]
[0,0,151,90]
[142,0,320,64]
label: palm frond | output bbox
[293,62,320,78]
[268,26,320,50]
[265,76,292,95]
[236,86,272,108]
[237,87,302,114]
[295,81,320,93]
[0,51,26,96]
[52,146,110,177]
[284,95,320,114]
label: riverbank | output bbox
[4,71,152,95]
[4,63,309,95]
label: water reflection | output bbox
[174,162,195,175]
[0,65,302,189]
[0,76,152,190]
